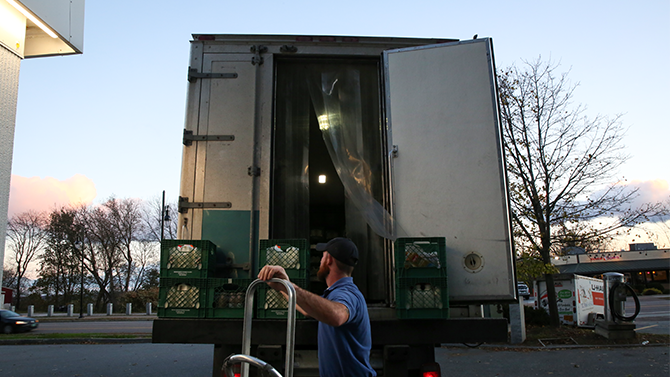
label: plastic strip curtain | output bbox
[309,68,396,240]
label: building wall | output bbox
[553,249,670,265]
[0,44,21,296]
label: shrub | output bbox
[641,288,663,296]
[524,306,550,326]
[632,284,646,295]
[645,283,666,294]
[118,288,159,312]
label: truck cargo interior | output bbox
[271,57,389,301]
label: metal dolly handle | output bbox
[222,278,297,377]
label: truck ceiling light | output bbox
[317,115,330,130]
[318,175,326,184]
[7,0,58,38]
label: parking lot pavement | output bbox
[436,344,669,377]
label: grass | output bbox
[0,332,149,340]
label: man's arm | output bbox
[258,265,349,327]
[292,284,349,327]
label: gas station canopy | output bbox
[0,0,84,58]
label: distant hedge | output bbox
[641,288,663,296]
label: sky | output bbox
[8,0,670,247]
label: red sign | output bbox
[593,291,604,306]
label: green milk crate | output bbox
[395,277,449,319]
[395,237,447,278]
[258,239,309,280]
[158,278,207,318]
[206,278,253,318]
[256,278,308,319]
[160,240,217,278]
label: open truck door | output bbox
[383,38,516,303]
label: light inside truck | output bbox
[318,175,326,184]
[317,114,330,130]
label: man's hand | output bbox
[258,265,291,293]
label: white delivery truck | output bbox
[153,34,517,377]
[535,274,605,327]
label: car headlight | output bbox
[15,321,28,325]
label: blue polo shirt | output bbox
[318,277,376,377]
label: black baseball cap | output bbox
[316,238,359,266]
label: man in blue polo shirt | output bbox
[258,237,376,377]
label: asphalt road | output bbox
[0,343,212,377]
[35,320,153,334]
[435,345,670,377]
[630,295,670,335]
[0,343,667,377]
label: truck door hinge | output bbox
[183,130,235,146]
[188,67,238,83]
[247,166,261,177]
[391,145,399,158]
[280,45,298,53]
[178,196,232,213]
[251,45,267,65]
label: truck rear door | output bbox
[180,44,260,276]
[383,38,516,303]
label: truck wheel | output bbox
[3,325,13,334]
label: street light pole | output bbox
[74,239,84,319]
[160,190,172,242]
[161,190,166,242]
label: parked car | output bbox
[0,309,39,334]
[517,282,531,299]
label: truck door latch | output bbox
[178,196,232,213]
[188,67,238,83]
[183,130,235,146]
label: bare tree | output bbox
[498,58,666,326]
[131,240,158,291]
[6,211,48,309]
[103,197,146,292]
[86,204,122,309]
[2,267,17,292]
[38,207,83,307]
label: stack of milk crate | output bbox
[158,240,217,318]
[255,239,310,319]
[394,237,449,319]
[158,239,310,319]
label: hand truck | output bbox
[222,278,296,377]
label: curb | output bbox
[36,316,156,323]
[441,342,670,350]
[0,337,152,346]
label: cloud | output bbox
[625,179,670,208]
[609,179,670,224]
[8,174,97,218]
